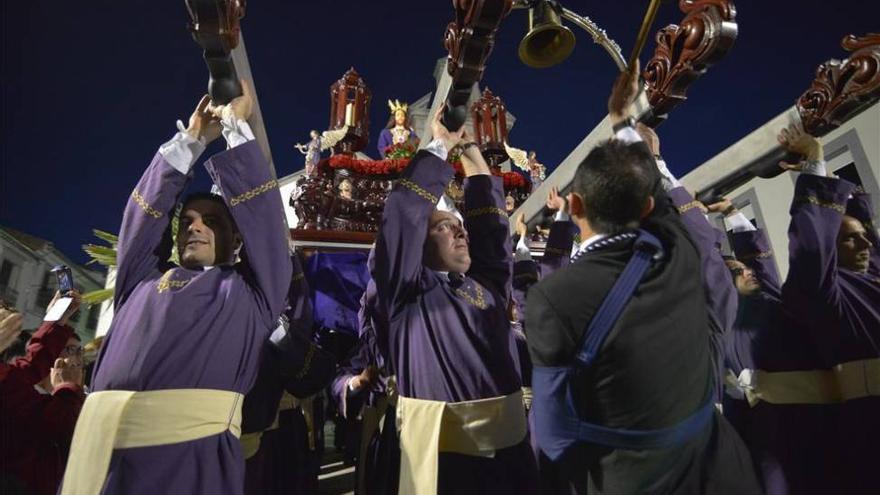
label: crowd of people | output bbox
[0,63,877,495]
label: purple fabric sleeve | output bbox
[204,141,293,327]
[114,153,189,306]
[373,151,454,317]
[668,187,737,334]
[782,174,857,317]
[730,229,781,295]
[463,175,512,300]
[541,220,577,275]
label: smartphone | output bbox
[51,265,74,295]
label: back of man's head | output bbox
[571,140,659,235]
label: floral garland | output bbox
[319,147,530,192]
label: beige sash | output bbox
[62,389,243,495]
[731,357,880,406]
[240,392,302,460]
[395,390,527,495]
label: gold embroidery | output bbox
[295,343,316,380]
[398,178,438,204]
[156,270,191,293]
[455,282,487,310]
[229,179,279,207]
[466,206,507,218]
[796,195,846,214]
[739,250,773,261]
[677,200,707,215]
[131,190,163,219]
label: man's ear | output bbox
[640,196,655,219]
[568,192,585,218]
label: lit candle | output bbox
[344,103,354,126]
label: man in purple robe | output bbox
[372,108,538,494]
[331,279,400,495]
[772,124,880,494]
[243,252,335,495]
[63,83,292,495]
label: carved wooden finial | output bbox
[797,33,880,136]
[641,0,739,126]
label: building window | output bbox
[35,271,55,309]
[0,260,20,307]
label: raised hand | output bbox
[705,197,736,216]
[209,78,254,122]
[51,357,84,389]
[608,59,641,124]
[430,105,465,152]
[778,122,823,170]
[545,186,567,213]
[185,95,223,144]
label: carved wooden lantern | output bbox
[470,88,509,168]
[329,67,371,154]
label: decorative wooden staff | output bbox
[185,0,247,104]
[441,0,513,131]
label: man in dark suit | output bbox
[524,64,759,494]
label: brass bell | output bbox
[518,1,576,69]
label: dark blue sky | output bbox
[2,1,878,265]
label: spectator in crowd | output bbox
[1,292,86,495]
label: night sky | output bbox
[2,1,878,266]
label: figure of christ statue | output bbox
[377,99,419,158]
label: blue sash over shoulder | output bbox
[532,230,714,460]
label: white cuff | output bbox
[554,210,570,222]
[514,235,532,262]
[220,111,256,149]
[655,158,681,189]
[424,139,448,161]
[158,122,207,175]
[614,126,642,144]
[724,212,757,233]
[801,159,828,177]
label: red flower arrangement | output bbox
[322,155,411,176]
[384,142,417,161]
[502,171,528,191]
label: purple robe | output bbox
[89,141,292,495]
[777,175,880,493]
[373,151,538,494]
[377,127,417,158]
[722,228,819,494]
[244,253,336,495]
[669,187,738,401]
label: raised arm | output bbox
[204,82,292,326]
[462,175,511,297]
[114,98,221,304]
[373,109,462,318]
[782,173,856,311]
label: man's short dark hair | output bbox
[571,139,659,235]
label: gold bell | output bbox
[518,1,576,69]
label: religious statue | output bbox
[294,127,349,175]
[527,150,546,190]
[504,143,546,190]
[378,100,419,158]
